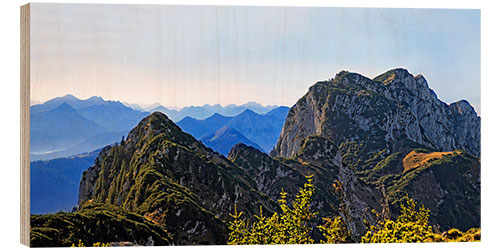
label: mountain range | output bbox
[271,69,480,235]
[30,95,149,161]
[30,68,480,246]
[30,149,100,214]
[144,102,280,122]
[30,95,288,215]
[177,106,289,153]
[30,94,283,161]
[201,126,265,156]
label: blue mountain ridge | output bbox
[177,106,290,153]
[31,149,100,214]
[30,96,149,161]
[148,102,280,122]
[30,94,288,214]
[30,103,111,153]
[201,126,265,156]
[31,94,106,114]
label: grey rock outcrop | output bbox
[271,69,480,159]
[270,68,481,232]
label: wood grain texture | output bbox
[20,3,30,247]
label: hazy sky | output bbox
[30,4,480,113]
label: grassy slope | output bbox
[30,203,172,247]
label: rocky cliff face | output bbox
[446,100,481,157]
[271,69,480,232]
[271,69,480,158]
[291,136,381,240]
[228,136,381,240]
[227,143,305,200]
[74,68,480,245]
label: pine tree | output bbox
[227,204,249,245]
[227,175,317,244]
[318,180,352,243]
[361,195,433,243]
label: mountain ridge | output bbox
[147,102,284,122]
[177,107,290,153]
[30,96,150,161]
[31,68,480,246]
[272,68,480,158]
[201,126,265,156]
[271,68,480,233]
[78,112,277,244]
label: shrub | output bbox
[361,195,433,243]
[228,175,317,244]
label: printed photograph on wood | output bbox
[23,3,480,246]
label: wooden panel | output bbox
[20,3,30,247]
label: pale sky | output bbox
[30,4,480,114]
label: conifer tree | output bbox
[227,175,317,244]
[361,194,433,243]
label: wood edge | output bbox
[20,3,30,247]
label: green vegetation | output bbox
[71,240,109,247]
[228,176,317,244]
[30,203,172,247]
[228,180,479,244]
[362,194,481,243]
[32,110,480,246]
[317,216,352,243]
[345,145,481,232]
[429,228,481,242]
[362,195,433,243]
[317,180,352,243]
[227,177,351,245]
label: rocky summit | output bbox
[272,68,480,159]
[30,68,480,246]
[78,112,277,245]
[271,68,480,232]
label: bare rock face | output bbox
[78,145,113,206]
[229,135,381,240]
[271,68,480,159]
[227,143,306,201]
[297,136,380,241]
[446,100,481,156]
[270,69,480,232]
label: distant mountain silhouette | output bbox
[177,113,232,138]
[201,126,264,156]
[147,102,281,122]
[31,95,285,160]
[30,95,149,161]
[177,106,290,152]
[31,94,106,114]
[30,103,111,154]
[31,150,100,214]
[77,101,148,131]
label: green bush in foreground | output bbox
[317,216,352,243]
[30,203,172,247]
[427,228,481,242]
[362,194,433,243]
[228,175,317,244]
[71,239,109,247]
[228,179,480,244]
